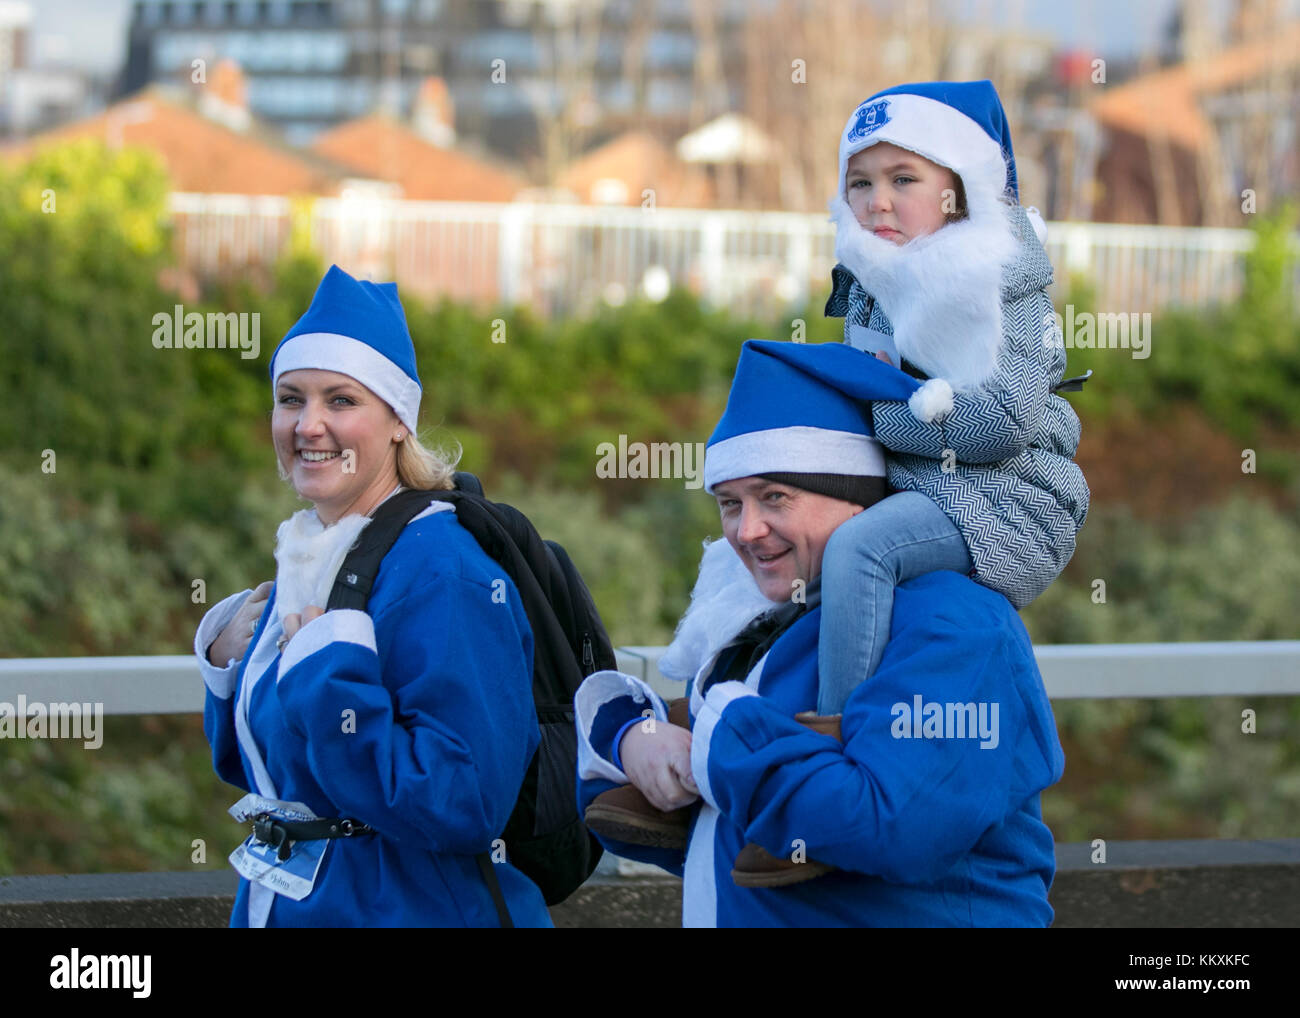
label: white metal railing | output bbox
[167,193,1291,316]
[3,642,1299,715]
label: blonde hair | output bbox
[396,430,461,491]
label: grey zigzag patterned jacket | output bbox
[827,205,1090,609]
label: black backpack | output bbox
[325,473,613,924]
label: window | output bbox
[646,31,694,70]
[285,31,313,70]
[646,78,690,114]
[463,30,537,70]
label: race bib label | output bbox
[227,793,329,901]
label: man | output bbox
[575,340,1065,927]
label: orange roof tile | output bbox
[310,114,524,202]
[2,86,349,195]
[559,131,714,208]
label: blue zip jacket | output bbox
[196,503,551,927]
[576,570,1065,927]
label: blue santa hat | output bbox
[704,340,921,493]
[837,80,1019,203]
[269,265,422,433]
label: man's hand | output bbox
[620,722,699,812]
[206,581,272,667]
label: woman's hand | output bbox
[280,605,325,651]
[620,721,699,812]
[206,581,273,667]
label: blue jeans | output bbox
[816,491,972,715]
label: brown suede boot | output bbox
[583,698,693,850]
[731,712,842,888]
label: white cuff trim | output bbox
[276,608,376,681]
[194,588,254,699]
[575,670,664,786]
[690,681,760,810]
[908,377,955,424]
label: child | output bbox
[816,79,1090,716]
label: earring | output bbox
[395,430,405,442]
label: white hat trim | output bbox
[704,426,886,492]
[838,92,1005,199]
[272,332,422,433]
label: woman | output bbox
[195,265,550,927]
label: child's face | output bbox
[845,142,958,244]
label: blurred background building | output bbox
[0,0,100,136]
[1,0,1288,220]
[114,0,750,168]
[2,0,1297,311]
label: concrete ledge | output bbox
[3,840,1297,928]
[0,871,238,929]
[1051,838,1300,928]
[549,873,681,929]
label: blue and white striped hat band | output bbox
[269,265,422,433]
[704,340,921,493]
[837,80,1019,202]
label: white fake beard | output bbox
[828,163,1019,391]
[273,509,374,624]
[658,537,773,683]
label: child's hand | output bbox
[874,350,892,364]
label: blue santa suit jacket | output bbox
[195,501,551,927]
[576,571,1065,927]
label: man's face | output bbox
[845,141,958,244]
[714,477,863,603]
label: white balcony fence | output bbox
[2,642,1299,716]
[168,193,1288,317]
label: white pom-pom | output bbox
[909,378,954,424]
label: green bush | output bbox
[1059,207,1300,448]
[2,138,1298,875]
[1022,495,1300,644]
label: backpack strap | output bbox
[453,471,485,496]
[476,853,515,929]
[325,489,446,612]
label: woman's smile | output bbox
[298,448,343,464]
[273,369,403,524]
